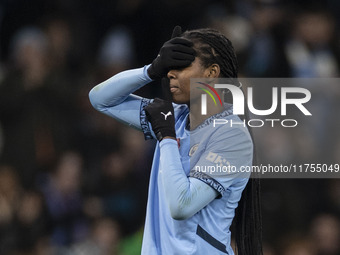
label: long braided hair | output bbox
[182,28,263,255]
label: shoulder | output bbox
[204,114,252,150]
[216,115,251,142]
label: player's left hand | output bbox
[145,98,176,141]
[147,26,196,80]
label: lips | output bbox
[170,87,179,93]
[170,84,179,93]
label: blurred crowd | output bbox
[0,0,340,254]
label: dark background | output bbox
[0,0,339,254]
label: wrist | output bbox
[155,130,176,141]
[162,136,176,141]
[159,137,178,147]
[147,60,161,80]
[147,65,155,80]
[144,64,153,81]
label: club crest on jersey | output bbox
[189,144,199,157]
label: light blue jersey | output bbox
[89,66,253,255]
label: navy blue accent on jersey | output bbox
[196,225,228,254]
[140,98,153,140]
[190,171,225,197]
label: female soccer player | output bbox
[89,26,262,255]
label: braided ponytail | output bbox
[183,28,263,255]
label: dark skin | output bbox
[164,56,224,139]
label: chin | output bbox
[172,96,189,105]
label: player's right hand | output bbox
[147,26,196,80]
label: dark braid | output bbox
[183,28,263,255]
[235,93,263,255]
[182,28,238,79]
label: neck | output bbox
[188,100,224,130]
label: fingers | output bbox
[168,59,194,68]
[171,45,195,56]
[169,52,195,62]
[167,38,195,58]
[171,25,182,38]
[148,26,195,80]
[167,61,193,74]
[160,37,196,70]
[152,97,164,104]
[161,77,173,101]
[169,37,193,47]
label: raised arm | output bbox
[89,26,195,132]
[88,65,152,131]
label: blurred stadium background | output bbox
[0,0,340,254]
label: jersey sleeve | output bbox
[189,122,253,197]
[159,139,219,220]
[89,65,187,140]
[89,66,152,136]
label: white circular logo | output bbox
[189,144,199,157]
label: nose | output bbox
[167,69,177,79]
